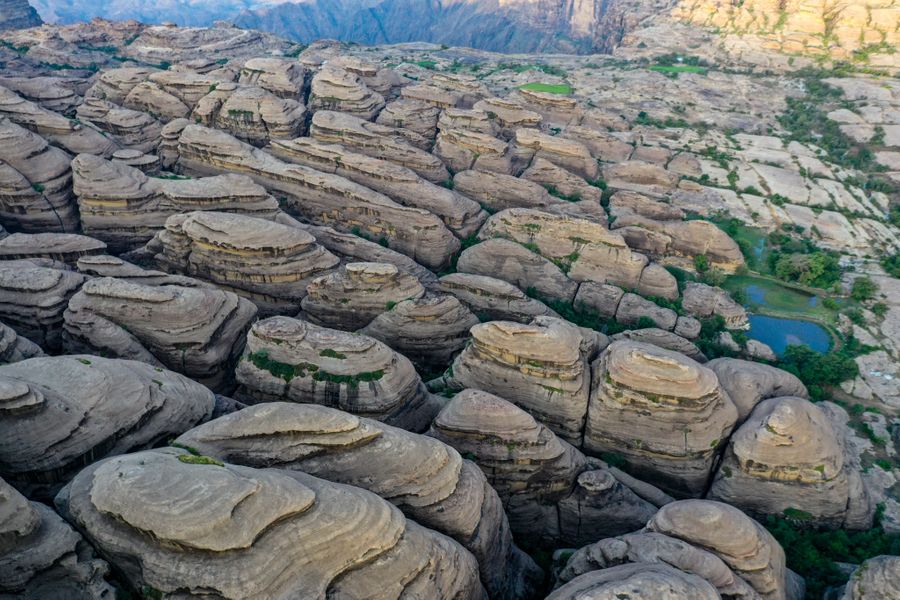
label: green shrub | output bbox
[850,276,878,302]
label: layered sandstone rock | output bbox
[473,97,542,137]
[238,57,308,100]
[0,320,42,364]
[192,82,307,146]
[376,98,441,143]
[147,211,339,316]
[548,563,720,600]
[521,157,603,206]
[0,262,85,351]
[177,402,542,600]
[614,293,678,331]
[603,160,680,197]
[63,277,257,391]
[75,97,163,153]
[446,317,590,443]
[682,282,749,328]
[429,389,657,547]
[515,128,599,180]
[564,125,634,163]
[709,396,870,528]
[512,88,580,126]
[0,477,113,600]
[360,295,479,370]
[841,555,900,600]
[646,500,791,600]
[610,328,707,363]
[477,208,678,299]
[453,169,557,212]
[57,448,485,599]
[438,273,558,323]
[75,255,205,289]
[0,118,79,233]
[268,136,487,238]
[706,358,808,421]
[0,355,214,498]
[72,153,281,252]
[586,341,738,497]
[308,65,385,120]
[176,124,459,269]
[235,316,442,432]
[0,77,78,115]
[0,232,106,266]
[434,126,512,174]
[310,110,450,183]
[300,262,425,330]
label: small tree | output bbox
[850,276,878,302]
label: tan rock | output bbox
[75,97,163,154]
[376,98,441,144]
[515,128,599,180]
[0,320,43,364]
[192,83,307,146]
[0,232,106,266]
[401,83,461,109]
[308,65,385,120]
[841,555,900,600]
[438,273,558,323]
[586,341,738,496]
[75,254,205,288]
[683,282,749,328]
[473,97,542,137]
[434,126,513,174]
[521,157,603,206]
[614,293,678,331]
[611,328,707,363]
[238,57,308,100]
[564,125,634,163]
[235,316,442,432]
[706,358,808,422]
[603,160,680,197]
[547,563,720,600]
[452,169,556,212]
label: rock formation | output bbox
[176,402,543,600]
[446,317,591,443]
[63,277,257,391]
[235,316,442,432]
[0,355,214,498]
[548,563,721,600]
[438,273,559,323]
[0,0,42,30]
[192,82,307,146]
[706,358,808,421]
[75,97,163,153]
[0,232,106,266]
[429,389,659,547]
[586,341,738,497]
[57,448,485,599]
[0,320,42,364]
[682,282,749,328]
[0,477,113,600]
[308,65,385,121]
[841,555,900,600]
[146,211,339,316]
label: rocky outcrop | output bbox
[0,355,214,499]
[645,500,791,600]
[238,57,308,100]
[0,320,42,364]
[603,160,680,197]
[434,126,512,174]
[0,0,42,30]
[268,136,487,238]
[75,254,207,289]
[473,97,542,137]
[57,448,485,599]
[709,396,871,528]
[477,208,678,299]
[610,328,707,363]
[453,169,557,213]
[146,211,339,316]
[548,563,721,600]
[192,82,307,146]
[0,262,85,351]
[429,389,658,547]
[0,118,79,233]
[446,317,591,443]
[521,157,603,207]
[438,273,558,323]
[308,65,385,120]
[75,97,163,154]
[63,277,257,392]
[706,358,808,422]
[515,128,599,180]
[310,110,450,183]
[586,341,738,497]
[177,402,543,600]
[360,295,479,371]
[682,282,749,328]
[72,153,281,252]
[300,262,426,330]
[0,477,112,600]
[376,98,441,143]
[0,232,106,266]
[235,316,442,432]
[841,555,900,600]
[176,123,459,269]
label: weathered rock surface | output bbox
[706,358,808,422]
[75,97,163,154]
[682,282,749,328]
[376,98,440,143]
[586,341,737,497]
[360,295,479,371]
[192,82,307,146]
[176,123,459,269]
[434,126,512,174]
[603,160,680,197]
[0,262,85,351]
[235,316,442,432]
[548,563,721,600]
[308,65,385,121]
[72,153,281,252]
[521,157,603,207]
[0,118,79,233]
[515,128,599,180]
[300,262,425,330]
[0,0,42,30]
[238,57,308,100]
[610,328,707,363]
[57,448,485,599]
[0,320,42,364]
[310,110,450,183]
[430,389,657,547]
[0,355,214,498]
[453,169,557,213]
[841,555,900,600]
[75,254,206,289]
[177,402,543,600]
[438,273,558,323]
[269,136,487,238]
[63,277,257,392]
[709,396,871,528]
[0,232,106,266]
[0,477,113,600]
[147,211,339,316]
[447,317,590,443]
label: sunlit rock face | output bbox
[586,340,738,497]
[57,448,485,600]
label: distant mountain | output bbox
[0,0,43,29]
[26,0,670,54]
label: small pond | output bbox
[746,315,832,356]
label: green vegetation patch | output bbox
[648,65,707,75]
[518,82,573,95]
[177,454,224,467]
[247,349,384,387]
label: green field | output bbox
[518,82,573,95]
[722,275,843,322]
[649,65,707,75]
